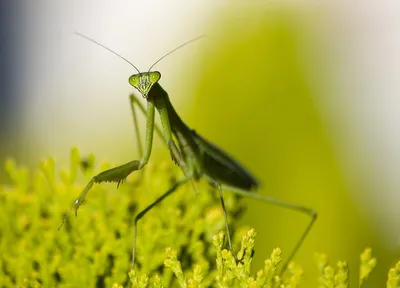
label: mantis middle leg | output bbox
[131,177,190,269]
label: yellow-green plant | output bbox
[0,148,399,287]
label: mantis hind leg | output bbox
[219,183,317,275]
[131,177,190,269]
[209,180,236,260]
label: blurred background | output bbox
[1,1,399,286]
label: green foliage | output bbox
[387,261,400,288]
[359,248,377,286]
[0,148,399,287]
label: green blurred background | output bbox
[1,1,399,287]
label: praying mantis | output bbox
[59,33,317,273]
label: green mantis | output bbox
[59,33,317,273]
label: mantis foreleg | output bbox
[58,100,156,230]
[129,94,164,154]
[129,94,165,186]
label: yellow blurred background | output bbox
[2,1,400,287]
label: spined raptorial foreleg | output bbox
[59,100,157,230]
[58,160,141,230]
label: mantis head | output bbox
[129,71,161,98]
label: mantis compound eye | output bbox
[129,74,139,87]
[149,71,161,83]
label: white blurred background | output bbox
[14,1,212,159]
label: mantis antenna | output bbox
[74,32,205,73]
[147,35,205,72]
[74,32,141,73]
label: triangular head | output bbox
[129,71,161,99]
